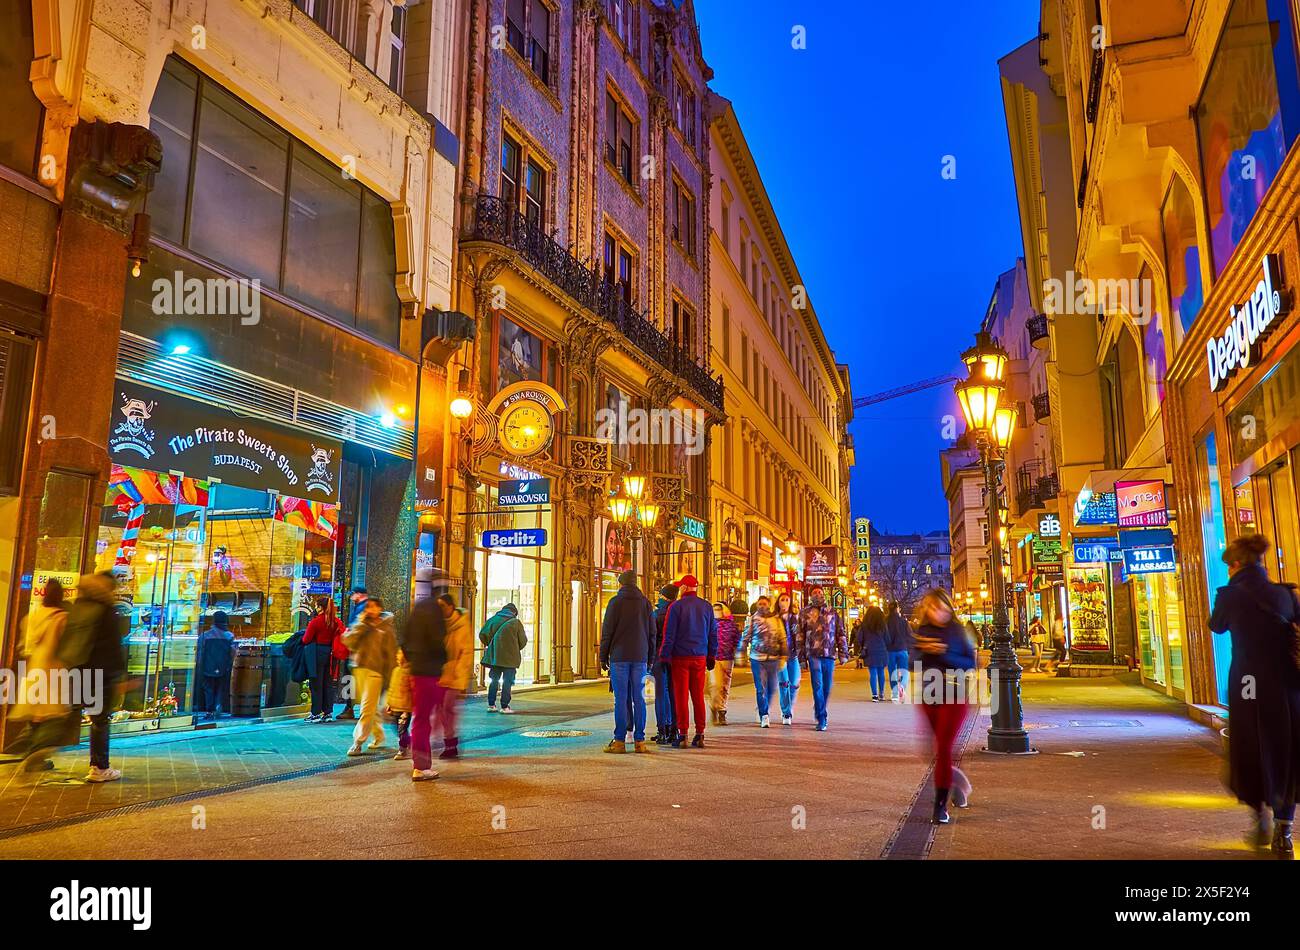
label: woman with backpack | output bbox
[1210,533,1300,857]
[479,603,528,713]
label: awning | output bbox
[1072,464,1171,528]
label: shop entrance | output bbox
[1249,452,1300,584]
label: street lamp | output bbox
[609,473,659,574]
[784,531,800,556]
[955,332,1031,755]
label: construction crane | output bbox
[852,373,961,409]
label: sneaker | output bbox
[672,733,688,749]
[347,744,365,757]
[691,734,705,749]
[781,716,792,726]
[367,742,391,753]
[86,766,122,783]
[410,768,439,782]
[816,722,828,732]
[760,715,770,728]
[393,749,411,761]
[304,713,322,723]
[717,710,728,726]
[500,706,515,714]
[634,741,652,753]
[487,705,498,713]
[319,714,334,723]
[1274,823,1295,857]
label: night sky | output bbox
[695,0,1040,533]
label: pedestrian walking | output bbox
[860,605,889,701]
[651,584,679,743]
[708,600,741,725]
[338,586,368,721]
[599,570,656,753]
[302,596,344,722]
[659,574,717,748]
[1209,534,1300,856]
[196,610,235,720]
[434,593,472,759]
[798,586,849,731]
[776,592,801,725]
[480,603,528,713]
[343,596,397,756]
[11,580,70,774]
[850,616,866,669]
[913,588,976,825]
[740,595,787,727]
[56,573,127,783]
[886,601,913,702]
[1028,613,1047,672]
[398,594,450,782]
[1050,615,1067,672]
[386,647,413,761]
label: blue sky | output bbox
[694,0,1040,532]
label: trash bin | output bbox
[231,643,268,717]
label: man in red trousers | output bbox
[658,574,717,748]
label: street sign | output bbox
[1122,545,1177,575]
[482,528,548,548]
[497,477,550,506]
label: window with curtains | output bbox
[503,0,553,87]
[602,230,636,304]
[604,89,636,185]
[146,56,400,347]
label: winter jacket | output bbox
[862,626,889,666]
[740,610,789,661]
[343,611,398,681]
[387,657,413,713]
[600,584,656,667]
[913,619,977,703]
[885,612,913,653]
[303,613,344,648]
[659,591,718,661]
[441,609,474,690]
[652,596,676,665]
[715,616,742,660]
[399,596,448,678]
[11,605,68,721]
[480,604,528,669]
[60,576,126,685]
[797,600,849,663]
[777,611,799,657]
[197,624,235,678]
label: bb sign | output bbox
[1207,254,1290,392]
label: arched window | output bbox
[1160,175,1203,335]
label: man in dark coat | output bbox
[659,574,718,748]
[600,570,656,753]
[197,610,236,719]
[650,584,678,743]
[60,573,127,783]
[1209,534,1300,856]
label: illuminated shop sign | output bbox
[1119,527,1174,548]
[1074,489,1118,526]
[1072,536,1122,564]
[482,528,547,548]
[1115,480,1168,528]
[498,477,551,506]
[1207,254,1290,392]
[1038,513,1062,538]
[1122,545,1177,575]
[679,515,707,541]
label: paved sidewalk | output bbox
[930,671,1251,860]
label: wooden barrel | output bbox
[230,644,267,717]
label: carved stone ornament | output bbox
[567,436,613,491]
[65,120,162,230]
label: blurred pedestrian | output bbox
[798,586,849,731]
[480,603,528,713]
[399,594,450,782]
[1209,534,1300,856]
[886,601,913,702]
[57,573,127,783]
[913,589,976,824]
[12,580,70,774]
[860,605,889,701]
[302,596,344,722]
[659,574,717,748]
[708,600,741,725]
[343,596,397,756]
[599,570,656,753]
[437,593,473,759]
[651,584,679,744]
[1028,614,1047,672]
[338,586,368,721]
[196,610,235,720]
[386,646,413,761]
[776,592,801,725]
[740,595,787,727]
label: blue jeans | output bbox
[778,656,801,718]
[749,658,781,718]
[888,650,910,694]
[653,662,674,733]
[487,666,516,708]
[808,656,836,726]
[610,661,648,742]
[869,665,887,697]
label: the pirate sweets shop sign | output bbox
[109,379,342,499]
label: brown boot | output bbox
[634,740,651,753]
[604,739,626,754]
[718,709,728,726]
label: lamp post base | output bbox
[983,730,1035,754]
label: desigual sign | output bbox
[1207,254,1290,392]
[109,379,341,499]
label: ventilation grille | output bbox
[116,333,414,459]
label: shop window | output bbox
[1227,344,1300,464]
[1139,265,1167,414]
[0,3,43,176]
[1196,0,1300,276]
[1160,176,1204,335]
[1199,432,1232,705]
[285,146,362,326]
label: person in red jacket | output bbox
[302,597,344,722]
[658,575,718,748]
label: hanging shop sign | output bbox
[416,366,447,510]
[802,545,839,581]
[1207,254,1290,392]
[1072,536,1121,564]
[1122,545,1177,575]
[482,528,548,549]
[498,477,551,506]
[1067,565,1112,651]
[1118,527,1174,548]
[680,515,708,541]
[1115,479,1168,528]
[109,379,341,499]
[1032,536,1063,566]
[1073,489,1118,526]
[1038,513,1062,538]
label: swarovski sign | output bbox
[1207,254,1290,392]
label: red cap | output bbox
[677,574,699,589]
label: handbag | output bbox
[332,620,350,661]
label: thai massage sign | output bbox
[1206,254,1290,392]
[109,379,342,499]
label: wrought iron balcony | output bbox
[1032,391,1051,421]
[1015,458,1056,515]
[1026,313,1049,349]
[466,193,724,412]
[1037,472,1059,501]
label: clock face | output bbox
[498,399,554,457]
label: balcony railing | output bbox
[1015,459,1057,515]
[466,193,724,411]
[1037,471,1059,501]
[1032,391,1051,421]
[1026,313,1049,348]
[1085,46,1104,124]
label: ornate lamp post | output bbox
[955,332,1032,755]
[608,472,660,574]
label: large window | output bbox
[501,133,522,210]
[1161,176,1204,335]
[671,175,697,258]
[1139,264,1167,415]
[1196,0,1300,275]
[147,57,401,346]
[525,158,546,227]
[506,0,553,87]
[605,90,636,184]
[603,230,635,303]
[1199,432,1232,705]
[0,3,44,176]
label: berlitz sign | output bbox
[1206,254,1290,392]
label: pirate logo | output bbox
[110,394,157,459]
[305,444,335,495]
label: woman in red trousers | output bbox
[913,588,977,824]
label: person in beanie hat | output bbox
[658,574,717,748]
[196,610,235,720]
[651,583,679,743]
[600,570,656,753]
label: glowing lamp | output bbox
[623,474,646,500]
[992,405,1018,451]
[610,494,633,525]
[638,502,661,528]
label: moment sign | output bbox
[1207,254,1290,392]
